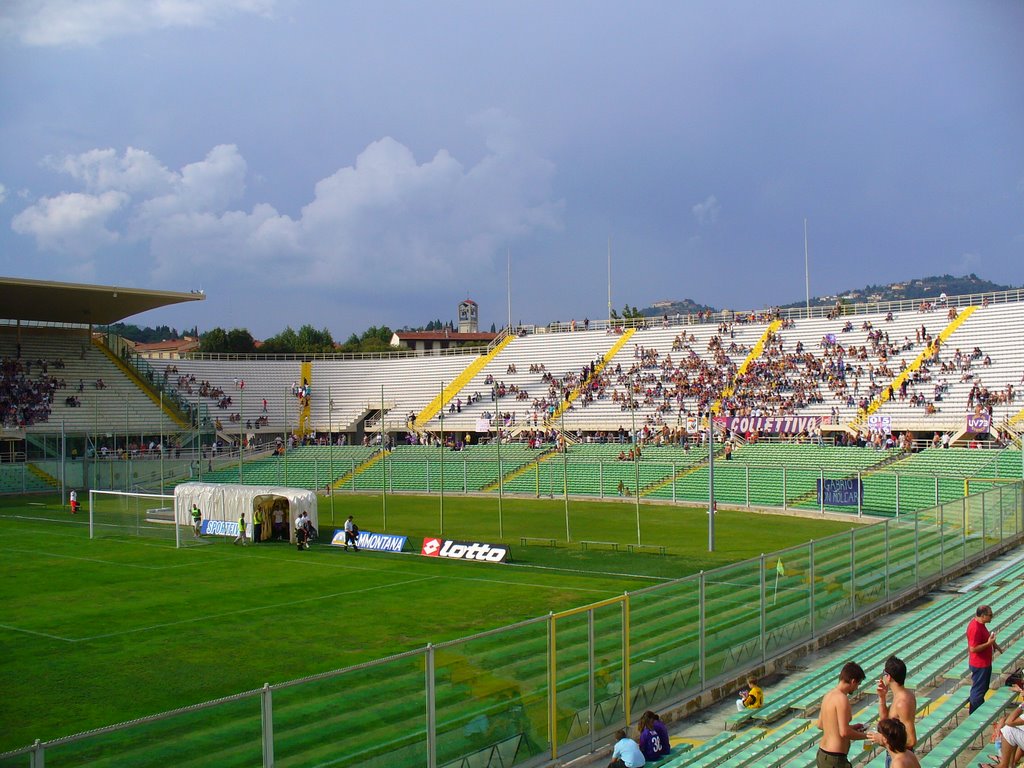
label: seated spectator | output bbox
[608,729,646,768]
[737,674,764,711]
[636,710,671,761]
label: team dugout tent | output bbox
[174,482,317,544]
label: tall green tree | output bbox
[199,327,257,354]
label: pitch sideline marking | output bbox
[73,575,439,642]
[0,623,75,642]
[0,545,230,571]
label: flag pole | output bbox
[329,384,335,528]
[439,381,445,536]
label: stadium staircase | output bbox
[545,328,635,426]
[713,319,783,415]
[27,463,59,488]
[639,445,721,498]
[93,336,191,429]
[847,304,977,432]
[298,361,312,437]
[333,449,388,490]
[413,332,516,430]
[481,447,558,493]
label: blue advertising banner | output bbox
[817,478,863,507]
[331,529,408,553]
[201,519,241,537]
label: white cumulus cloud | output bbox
[12,119,563,293]
[12,190,127,255]
[0,0,278,47]
[692,194,720,225]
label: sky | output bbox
[1,1,1022,341]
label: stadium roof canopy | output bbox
[0,277,204,326]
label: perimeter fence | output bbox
[2,481,1021,768]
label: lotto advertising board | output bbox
[420,537,510,564]
[330,530,408,553]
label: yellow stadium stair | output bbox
[712,319,783,415]
[413,332,516,428]
[332,449,388,490]
[93,337,191,428]
[28,463,59,488]
[297,361,312,437]
[639,446,724,498]
[481,447,557,493]
[546,328,635,427]
[847,304,977,432]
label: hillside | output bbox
[640,274,1018,316]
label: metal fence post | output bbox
[30,739,44,768]
[599,460,604,499]
[934,475,939,506]
[760,554,767,663]
[426,644,437,768]
[698,571,706,688]
[745,465,750,508]
[547,613,556,761]
[783,467,788,510]
[895,472,900,518]
[849,531,856,618]
[857,471,863,517]
[809,541,816,638]
[939,500,946,574]
[884,520,890,600]
[914,512,920,585]
[588,609,596,752]
[963,496,968,565]
[261,683,274,768]
[981,491,986,549]
[819,468,824,514]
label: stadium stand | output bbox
[0,326,184,436]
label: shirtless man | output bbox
[817,661,868,768]
[869,656,917,767]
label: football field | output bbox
[0,493,857,753]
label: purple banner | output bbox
[714,416,822,434]
[965,413,991,433]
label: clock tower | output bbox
[458,299,478,334]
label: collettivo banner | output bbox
[714,416,822,434]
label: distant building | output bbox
[132,337,200,360]
[390,298,496,354]
[390,328,497,355]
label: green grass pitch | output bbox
[0,492,857,753]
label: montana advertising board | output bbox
[330,530,407,553]
[420,537,510,564]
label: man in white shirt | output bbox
[608,729,646,768]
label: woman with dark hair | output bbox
[635,710,670,761]
[875,718,920,768]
